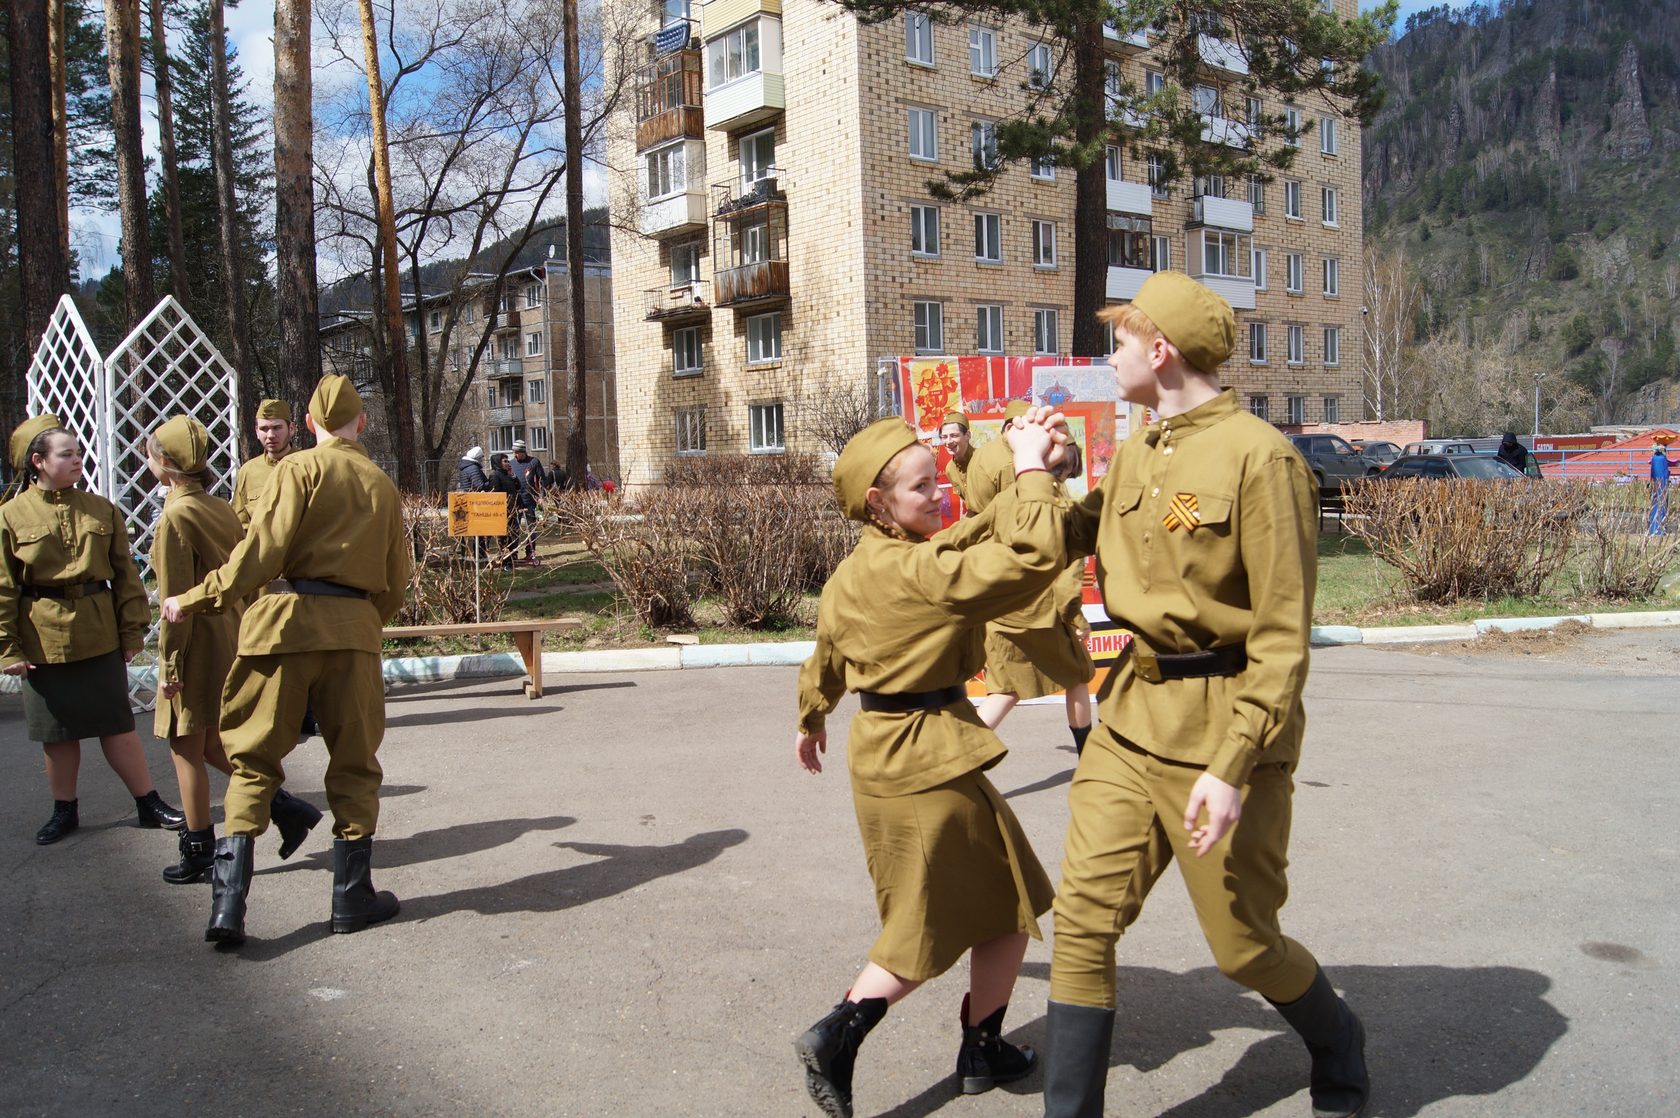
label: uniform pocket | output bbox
[11,525,55,568]
[1112,483,1144,515]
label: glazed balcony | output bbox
[645,280,713,323]
[636,49,704,151]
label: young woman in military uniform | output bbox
[0,416,184,844]
[791,413,1068,1118]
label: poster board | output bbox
[448,492,510,538]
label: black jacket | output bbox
[455,458,490,492]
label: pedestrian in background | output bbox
[487,453,520,571]
[1650,443,1671,536]
[507,440,544,564]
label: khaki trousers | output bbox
[218,649,386,841]
[1050,721,1318,1008]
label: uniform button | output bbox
[1143,532,1152,543]
[1151,487,1160,497]
[1164,446,1174,455]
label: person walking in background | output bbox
[507,440,544,564]
[487,453,521,571]
[1,415,185,845]
[1496,432,1530,476]
[454,446,489,493]
[1650,442,1671,536]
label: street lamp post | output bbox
[1533,371,1545,437]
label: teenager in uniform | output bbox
[163,375,410,945]
[145,416,320,883]
[1041,272,1368,1118]
[939,411,975,509]
[792,413,1067,1118]
[962,400,1031,515]
[1,416,184,844]
[232,399,297,530]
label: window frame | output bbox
[1323,396,1340,423]
[914,300,945,354]
[1321,185,1340,227]
[1253,246,1268,290]
[907,107,938,162]
[1249,321,1268,364]
[1033,308,1059,356]
[525,330,543,356]
[706,21,762,88]
[645,141,687,201]
[974,210,1003,263]
[1323,325,1341,367]
[675,406,707,456]
[905,10,934,65]
[1287,323,1305,365]
[1248,395,1270,421]
[673,325,703,376]
[1032,219,1057,268]
[1323,256,1340,297]
[1286,395,1306,425]
[968,25,998,78]
[748,401,786,454]
[1320,116,1338,156]
[1285,252,1303,295]
[910,203,941,257]
[970,120,999,170]
[746,312,783,365]
[527,377,545,404]
[1284,179,1302,220]
[1027,41,1053,90]
[975,304,1004,355]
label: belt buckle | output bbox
[1131,645,1162,683]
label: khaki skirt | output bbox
[853,769,1055,981]
[22,649,136,742]
[984,621,1095,698]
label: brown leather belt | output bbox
[1130,642,1247,683]
[22,580,109,600]
[859,684,967,713]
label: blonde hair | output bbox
[865,443,934,541]
[1096,303,1165,347]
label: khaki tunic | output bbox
[945,449,972,508]
[149,482,243,737]
[1063,389,1316,788]
[0,487,149,667]
[962,434,1016,515]
[231,451,287,531]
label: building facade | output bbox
[322,261,618,485]
[607,1,1365,484]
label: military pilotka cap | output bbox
[256,399,291,421]
[308,374,364,431]
[1107,271,1236,376]
[10,414,63,473]
[940,411,970,431]
[833,417,920,522]
[154,415,210,473]
[1003,400,1031,421]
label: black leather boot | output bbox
[793,996,888,1118]
[270,788,324,860]
[330,838,400,934]
[205,835,255,945]
[135,790,186,831]
[163,826,216,884]
[1043,1000,1115,1118]
[1268,967,1370,1118]
[34,800,78,845]
[956,994,1038,1094]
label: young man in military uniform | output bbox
[1042,272,1368,1118]
[939,411,974,510]
[232,399,296,530]
[163,375,410,946]
[962,400,1031,515]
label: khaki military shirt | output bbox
[150,482,243,687]
[231,451,288,531]
[0,487,149,666]
[945,449,972,508]
[176,439,410,654]
[963,434,1016,514]
[797,472,1067,797]
[1065,389,1316,788]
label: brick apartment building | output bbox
[607,0,1365,484]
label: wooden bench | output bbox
[382,618,584,699]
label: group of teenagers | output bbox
[793,272,1370,1118]
[2,376,410,945]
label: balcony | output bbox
[712,172,790,307]
[1191,195,1254,232]
[642,188,708,238]
[1102,21,1149,52]
[1106,178,1152,216]
[1107,266,1153,301]
[486,358,524,379]
[490,308,522,331]
[1188,273,1256,310]
[1200,113,1252,149]
[636,49,704,151]
[645,280,713,323]
[1197,33,1249,76]
[706,70,784,132]
[487,403,526,426]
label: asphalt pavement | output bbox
[1,629,1676,1117]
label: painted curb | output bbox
[1356,623,1479,645]
[1474,614,1590,634]
[1309,625,1364,646]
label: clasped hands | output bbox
[1002,405,1072,473]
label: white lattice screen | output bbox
[26,296,109,496]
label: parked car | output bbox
[1350,439,1401,468]
[1401,439,1478,456]
[1287,434,1383,494]
[1378,454,1527,480]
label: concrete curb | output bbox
[4,611,1678,695]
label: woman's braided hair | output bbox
[863,444,928,542]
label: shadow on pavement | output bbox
[1001,768,1074,800]
[258,814,580,875]
[880,962,1567,1118]
[400,828,750,921]
[387,704,560,728]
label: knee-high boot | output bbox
[1043,1000,1115,1118]
[1268,967,1369,1118]
[270,788,323,860]
[330,838,400,933]
[205,835,255,945]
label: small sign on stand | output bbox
[448,492,510,622]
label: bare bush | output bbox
[1574,482,1680,598]
[546,489,699,629]
[1344,479,1585,602]
[398,496,511,625]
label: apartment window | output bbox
[1105,144,1122,181]
[1104,60,1122,103]
[1033,309,1059,356]
[1193,84,1220,117]
[1248,174,1265,212]
[1324,326,1342,366]
[1285,252,1303,293]
[905,11,934,65]
[1284,179,1302,219]
[707,21,761,87]
[976,304,1004,354]
[1198,229,1252,279]
[1320,116,1338,156]
[527,378,545,404]
[1322,185,1340,226]
[524,283,542,308]
[908,108,938,161]
[485,385,497,407]
[910,204,941,256]
[1249,322,1268,363]
[676,406,707,455]
[1108,213,1152,269]
[969,26,997,77]
[749,402,785,453]
[1287,324,1305,365]
[1027,42,1053,89]
[661,0,690,28]
[462,304,475,324]
[1321,55,1337,84]
[1030,153,1056,180]
[914,301,945,353]
[1150,234,1171,272]
[646,143,685,199]
[740,128,775,185]
[1323,396,1340,423]
[1246,94,1263,128]
[499,335,518,360]
[1253,247,1269,290]
[974,211,1002,262]
[971,121,999,170]
[671,241,701,285]
[1283,105,1302,147]
[746,312,782,364]
[1249,395,1270,421]
[1194,174,1226,200]
[1148,155,1169,198]
[1323,256,1341,296]
[1286,396,1306,424]
[428,309,442,331]
[527,426,549,452]
[525,331,543,356]
[1144,68,1164,96]
[673,326,703,376]
[1032,220,1057,267]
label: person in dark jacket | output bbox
[1495,432,1530,475]
[455,446,489,493]
[507,441,544,564]
[487,453,520,570]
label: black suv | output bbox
[1286,434,1382,494]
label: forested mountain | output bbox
[1364,0,1680,429]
